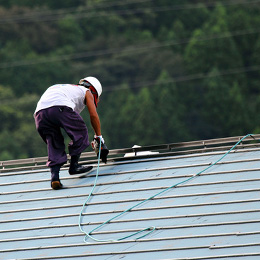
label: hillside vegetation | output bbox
[0,0,260,160]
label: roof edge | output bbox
[1,134,260,172]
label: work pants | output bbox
[34,106,89,167]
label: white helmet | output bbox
[79,76,102,97]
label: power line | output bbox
[0,0,259,24]
[0,0,155,24]
[104,65,260,92]
[0,28,259,69]
[0,64,259,106]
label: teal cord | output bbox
[78,138,102,241]
[79,134,255,242]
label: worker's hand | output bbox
[91,136,109,163]
[94,135,105,144]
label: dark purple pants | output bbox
[34,106,89,167]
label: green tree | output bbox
[202,68,250,138]
[0,0,259,160]
[0,85,17,132]
[131,86,159,146]
[0,0,84,8]
[184,4,243,76]
[98,84,137,149]
[0,88,46,160]
[57,16,83,46]
[153,71,191,143]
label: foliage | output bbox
[0,0,260,160]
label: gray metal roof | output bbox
[1,135,260,260]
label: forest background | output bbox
[0,0,260,160]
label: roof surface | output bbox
[1,135,260,260]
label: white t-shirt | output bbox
[34,84,88,114]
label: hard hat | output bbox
[79,76,102,97]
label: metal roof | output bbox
[1,135,260,260]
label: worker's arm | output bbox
[85,90,101,136]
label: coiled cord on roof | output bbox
[78,134,256,242]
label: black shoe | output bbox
[69,154,93,175]
[51,180,63,190]
[69,165,93,175]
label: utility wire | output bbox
[0,0,155,24]
[0,64,259,106]
[104,65,260,92]
[0,28,259,69]
[0,0,259,24]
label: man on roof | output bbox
[34,76,109,190]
